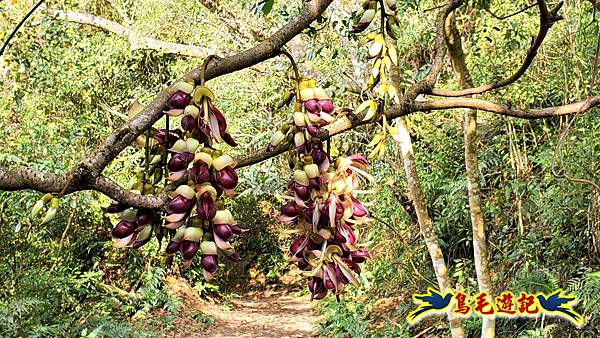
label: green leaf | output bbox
[255,0,275,16]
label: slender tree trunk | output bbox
[390,60,465,338]
[444,14,496,338]
[396,118,466,338]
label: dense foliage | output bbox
[2,0,600,337]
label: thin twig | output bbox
[371,214,402,236]
[484,3,536,20]
[430,0,565,97]
[422,4,446,13]
[589,22,600,93]
[278,49,302,96]
[0,0,46,56]
[58,211,75,253]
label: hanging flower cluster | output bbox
[268,79,335,152]
[107,79,246,281]
[351,0,401,159]
[108,206,160,249]
[104,127,173,251]
[271,79,373,299]
[282,155,373,299]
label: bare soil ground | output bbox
[200,289,319,338]
[146,276,321,338]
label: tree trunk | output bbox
[444,14,496,337]
[396,118,466,338]
[390,58,465,338]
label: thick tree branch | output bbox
[389,35,466,337]
[48,9,213,57]
[444,12,495,337]
[0,166,68,193]
[0,166,170,209]
[429,0,564,97]
[92,176,169,209]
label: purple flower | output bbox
[306,125,320,138]
[201,255,218,273]
[310,146,330,172]
[111,220,135,239]
[190,161,210,184]
[167,91,192,110]
[349,197,367,218]
[308,178,321,191]
[197,192,217,221]
[165,241,181,254]
[336,222,357,245]
[322,268,336,290]
[214,224,233,242]
[181,240,200,260]
[207,103,236,146]
[351,21,371,34]
[281,202,300,217]
[136,209,152,225]
[294,184,310,201]
[215,166,238,190]
[309,277,326,295]
[297,259,311,271]
[181,115,197,132]
[350,249,371,263]
[304,99,320,114]
[290,235,307,257]
[319,99,334,114]
[196,119,212,145]
[132,236,151,249]
[166,195,196,214]
[230,225,249,235]
[222,133,237,147]
[343,258,361,274]
[168,152,194,172]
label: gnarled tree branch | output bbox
[236,94,600,168]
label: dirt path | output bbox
[199,290,320,338]
[160,277,321,338]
